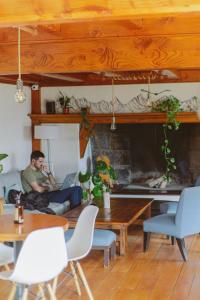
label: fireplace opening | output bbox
[90,123,200,189]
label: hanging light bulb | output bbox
[110,78,116,131]
[15,28,26,103]
[111,116,116,131]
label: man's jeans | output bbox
[47,186,82,209]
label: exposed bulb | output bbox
[15,79,26,103]
[110,116,116,131]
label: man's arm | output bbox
[30,181,47,193]
[42,164,58,190]
[45,172,58,191]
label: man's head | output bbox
[30,151,45,170]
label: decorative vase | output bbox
[103,192,110,209]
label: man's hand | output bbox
[42,164,51,175]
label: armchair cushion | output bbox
[144,213,177,237]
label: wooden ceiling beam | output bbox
[1,13,200,44]
[0,1,200,27]
[2,34,200,74]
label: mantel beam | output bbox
[29,112,200,158]
[29,112,200,125]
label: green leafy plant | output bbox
[0,154,8,173]
[152,95,182,182]
[78,156,117,200]
[58,91,71,108]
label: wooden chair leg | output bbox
[171,236,175,245]
[8,284,16,300]
[70,261,81,296]
[47,283,57,300]
[52,276,58,294]
[143,232,151,252]
[111,241,116,260]
[37,283,46,300]
[4,264,10,271]
[22,287,28,300]
[76,261,94,300]
[104,248,110,267]
[176,238,188,261]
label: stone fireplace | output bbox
[90,123,200,188]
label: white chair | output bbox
[66,205,99,300]
[0,227,67,300]
[0,243,14,271]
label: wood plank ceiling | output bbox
[1,1,200,86]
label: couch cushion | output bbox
[48,201,70,215]
[4,204,40,215]
[0,171,24,203]
[4,201,70,215]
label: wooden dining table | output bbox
[0,213,69,300]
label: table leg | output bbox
[14,241,24,300]
[119,225,127,256]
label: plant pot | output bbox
[103,192,110,209]
[63,107,70,114]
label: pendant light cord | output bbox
[112,78,115,117]
[18,27,21,80]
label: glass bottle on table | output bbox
[14,192,24,224]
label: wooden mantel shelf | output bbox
[29,111,200,158]
[29,112,200,124]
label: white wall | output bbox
[41,82,200,109]
[0,83,32,172]
[41,124,80,184]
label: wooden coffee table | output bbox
[64,197,153,255]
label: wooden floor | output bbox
[1,226,200,300]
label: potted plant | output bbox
[58,91,71,114]
[79,155,117,208]
[0,154,8,173]
[151,95,182,184]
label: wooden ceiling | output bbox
[1,1,200,86]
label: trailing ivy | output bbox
[152,95,182,182]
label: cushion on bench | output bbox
[64,229,116,246]
[92,229,116,247]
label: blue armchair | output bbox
[143,186,200,261]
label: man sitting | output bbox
[21,150,82,209]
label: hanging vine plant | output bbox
[151,95,182,182]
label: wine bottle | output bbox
[14,192,24,224]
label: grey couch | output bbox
[0,170,70,215]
